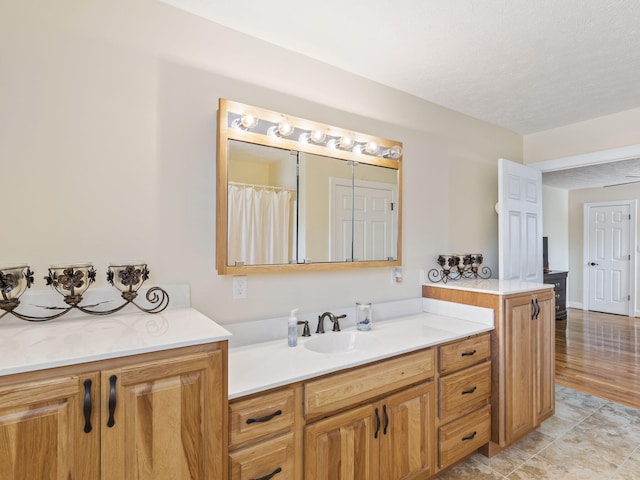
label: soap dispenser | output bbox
[288,308,299,347]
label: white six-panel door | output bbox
[498,158,543,283]
[585,202,632,315]
[331,178,396,262]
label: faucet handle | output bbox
[298,320,311,337]
[332,314,346,332]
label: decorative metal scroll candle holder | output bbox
[427,254,492,283]
[0,263,169,322]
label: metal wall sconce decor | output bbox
[427,254,492,283]
[0,263,169,322]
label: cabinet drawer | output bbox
[229,432,294,480]
[439,405,491,469]
[439,334,490,374]
[304,349,435,418]
[230,388,295,448]
[439,362,491,421]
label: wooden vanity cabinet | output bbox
[0,342,227,480]
[229,386,301,480]
[305,382,436,480]
[229,335,493,480]
[504,292,555,443]
[423,285,555,455]
[303,349,437,480]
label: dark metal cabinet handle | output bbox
[589,262,598,266]
[374,407,380,439]
[462,431,477,441]
[530,299,536,320]
[246,410,283,424]
[462,386,477,395]
[251,467,282,480]
[107,375,117,428]
[461,349,477,357]
[83,379,93,433]
[382,404,389,435]
[531,298,540,320]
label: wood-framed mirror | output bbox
[216,98,403,274]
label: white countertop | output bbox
[228,310,494,399]
[0,307,232,376]
[424,278,553,295]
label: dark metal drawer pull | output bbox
[251,467,282,480]
[83,379,92,433]
[462,386,477,395]
[462,431,477,441]
[461,349,477,357]
[246,409,283,424]
[374,407,380,439]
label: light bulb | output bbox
[339,135,354,149]
[365,141,379,155]
[310,129,326,143]
[277,118,294,137]
[382,145,403,159]
[240,112,258,129]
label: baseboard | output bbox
[568,301,639,318]
[567,301,583,310]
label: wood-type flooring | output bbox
[555,308,640,409]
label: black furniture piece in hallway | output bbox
[544,270,568,320]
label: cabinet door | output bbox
[102,351,225,480]
[379,383,436,480]
[0,373,100,480]
[504,294,535,443]
[305,403,379,480]
[534,293,555,422]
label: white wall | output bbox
[542,186,569,271]
[524,106,640,163]
[1,0,522,326]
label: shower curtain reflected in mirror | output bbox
[227,184,293,265]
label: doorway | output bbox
[583,200,636,316]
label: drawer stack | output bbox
[436,333,492,470]
[229,387,298,480]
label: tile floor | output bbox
[435,385,640,479]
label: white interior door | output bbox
[352,181,396,261]
[498,158,543,282]
[331,178,397,262]
[331,181,353,261]
[584,201,632,315]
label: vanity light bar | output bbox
[226,105,402,162]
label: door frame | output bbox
[582,199,637,317]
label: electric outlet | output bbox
[392,267,403,283]
[232,276,247,299]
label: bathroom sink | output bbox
[304,331,380,354]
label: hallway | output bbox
[556,308,640,409]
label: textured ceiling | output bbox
[542,157,640,190]
[160,0,640,135]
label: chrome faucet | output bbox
[316,312,346,334]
